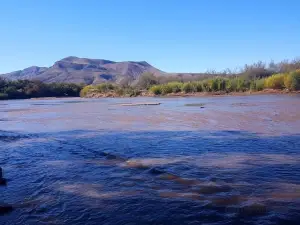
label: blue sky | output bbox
[0,0,299,73]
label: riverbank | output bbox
[82,89,300,99]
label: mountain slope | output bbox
[1,56,164,85]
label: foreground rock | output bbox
[0,204,13,215]
[0,178,6,186]
[0,167,13,214]
[0,167,7,186]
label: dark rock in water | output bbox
[0,205,13,215]
[239,203,267,216]
[149,167,165,175]
[0,178,7,186]
[103,152,126,161]
[0,167,6,186]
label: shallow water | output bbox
[1,95,300,225]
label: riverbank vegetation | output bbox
[80,59,300,97]
[0,79,83,100]
[149,70,300,95]
[1,59,300,100]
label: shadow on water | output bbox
[1,129,300,225]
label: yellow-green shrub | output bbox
[167,82,183,93]
[182,82,194,93]
[264,73,285,89]
[80,85,94,97]
[149,85,162,95]
[286,70,300,90]
[255,79,265,91]
[192,82,203,92]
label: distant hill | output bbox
[0,56,165,85]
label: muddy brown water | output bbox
[1,95,300,225]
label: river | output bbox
[1,95,300,225]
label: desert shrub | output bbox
[208,79,218,91]
[192,81,203,92]
[167,82,183,93]
[95,83,116,93]
[284,71,300,90]
[115,87,124,96]
[182,82,194,93]
[149,85,162,95]
[80,85,94,97]
[255,79,265,91]
[201,80,210,92]
[264,73,285,89]
[160,84,173,94]
[124,87,141,97]
[217,78,226,91]
[236,78,248,92]
[225,78,237,92]
[136,72,158,89]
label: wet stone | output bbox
[0,204,13,215]
[0,178,7,186]
[148,167,165,175]
[0,167,7,186]
[239,203,267,216]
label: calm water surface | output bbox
[1,95,300,225]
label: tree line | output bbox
[0,78,83,100]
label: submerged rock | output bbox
[0,178,7,186]
[148,167,165,175]
[0,167,7,186]
[0,204,13,215]
[239,203,267,216]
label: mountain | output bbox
[1,56,164,85]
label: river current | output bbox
[1,95,300,225]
